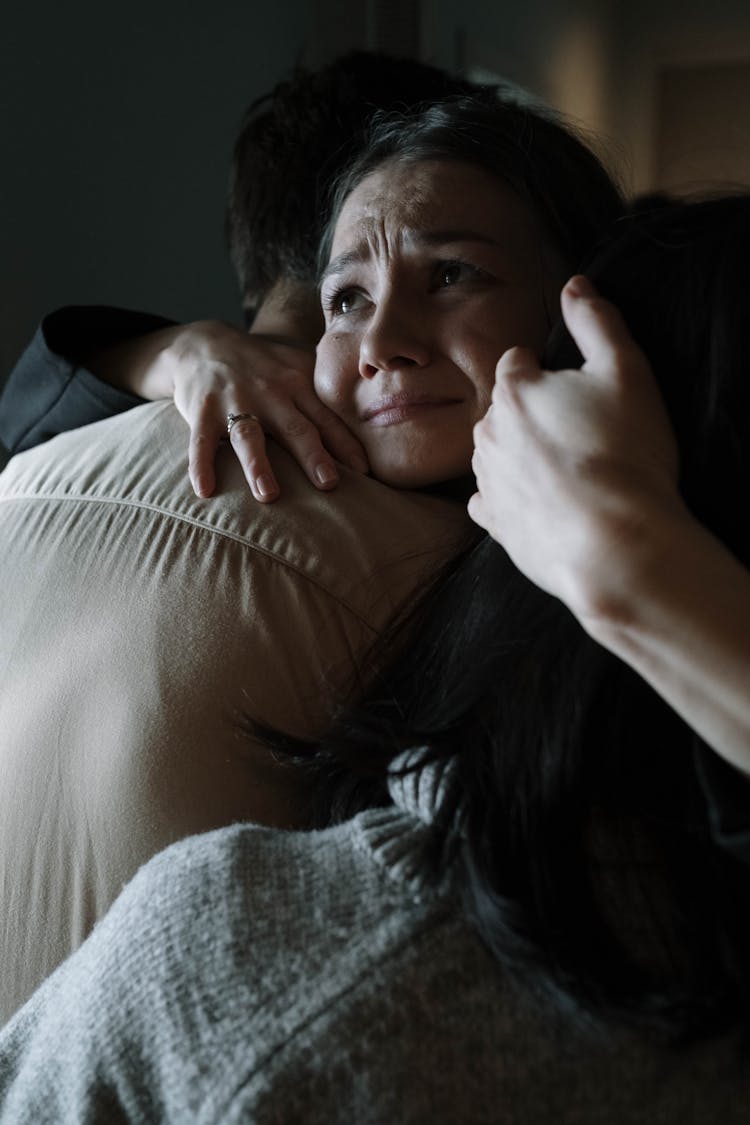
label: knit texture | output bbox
[0,772,747,1123]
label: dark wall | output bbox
[0,1,311,383]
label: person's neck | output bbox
[246,278,323,349]
[424,474,476,503]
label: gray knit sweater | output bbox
[0,766,747,1124]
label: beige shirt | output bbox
[0,400,470,1023]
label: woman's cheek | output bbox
[313,332,358,412]
[452,331,504,412]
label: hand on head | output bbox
[468,275,685,619]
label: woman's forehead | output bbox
[330,158,535,258]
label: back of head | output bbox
[546,194,750,564]
[320,95,625,280]
[227,52,486,315]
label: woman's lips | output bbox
[361,395,461,426]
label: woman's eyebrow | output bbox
[321,229,505,284]
[414,229,502,248]
[321,246,368,284]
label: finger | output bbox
[273,410,342,490]
[492,347,543,405]
[496,345,541,379]
[471,411,491,459]
[470,429,493,491]
[561,275,646,374]
[297,395,369,474]
[188,423,224,498]
[466,490,487,530]
[228,416,280,503]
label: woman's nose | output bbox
[358,300,431,379]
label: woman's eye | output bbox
[438,261,482,288]
[325,288,368,316]
[340,291,365,313]
[441,262,465,286]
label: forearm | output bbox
[580,508,750,776]
[84,324,183,400]
[0,307,175,452]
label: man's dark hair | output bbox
[226,51,485,314]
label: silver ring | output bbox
[227,412,260,436]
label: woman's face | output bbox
[315,158,566,488]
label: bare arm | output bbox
[579,505,750,775]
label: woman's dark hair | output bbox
[319,96,625,280]
[296,195,750,1038]
[551,194,750,554]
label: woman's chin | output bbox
[368,455,472,492]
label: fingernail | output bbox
[567,274,595,298]
[315,463,338,487]
[256,474,278,498]
[348,454,369,474]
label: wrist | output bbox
[574,503,750,774]
[100,326,182,400]
[570,496,699,638]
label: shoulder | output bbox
[0,814,478,1121]
[0,402,470,607]
[91,809,456,1011]
[0,398,465,633]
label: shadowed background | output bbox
[2,0,749,414]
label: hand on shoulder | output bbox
[92,319,369,502]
